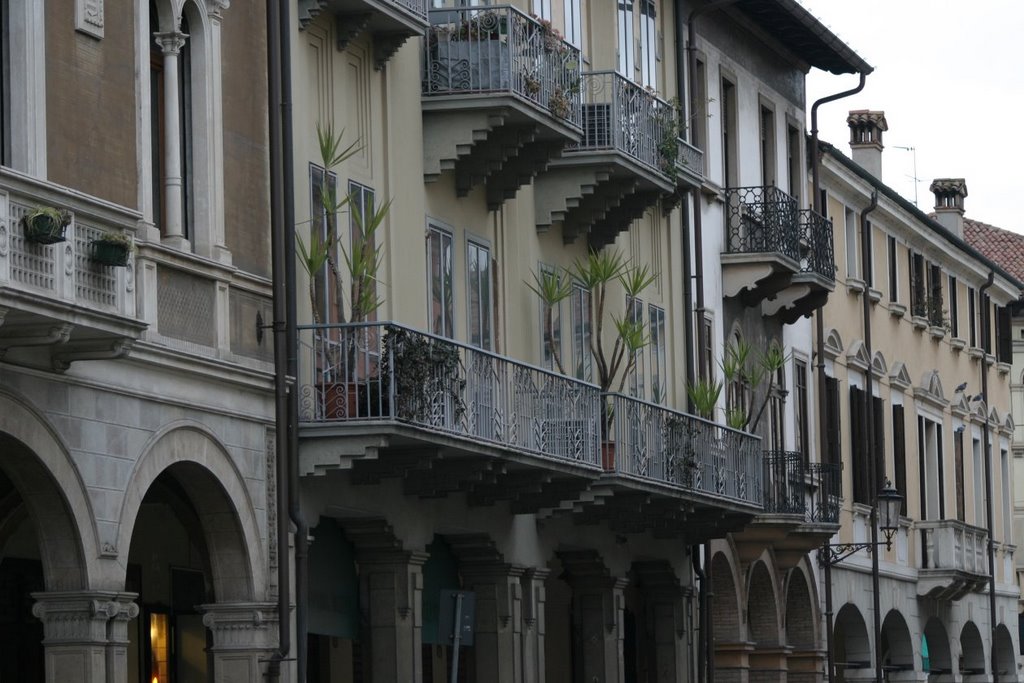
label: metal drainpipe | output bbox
[859,191,882,683]
[687,0,738,380]
[980,271,998,683]
[809,72,866,683]
[280,0,309,675]
[266,0,290,677]
[674,0,695,397]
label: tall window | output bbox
[863,221,873,287]
[427,225,454,337]
[968,286,977,347]
[466,240,492,350]
[531,0,551,20]
[892,404,907,514]
[564,0,582,47]
[617,1,635,77]
[887,235,898,302]
[928,263,943,326]
[1002,449,1011,542]
[570,284,592,381]
[849,386,882,504]
[309,164,338,323]
[918,417,944,520]
[691,58,707,158]
[768,367,785,451]
[720,77,737,187]
[824,376,841,466]
[639,0,657,89]
[844,208,858,279]
[954,429,965,521]
[649,305,666,404]
[973,438,985,526]
[786,124,800,202]
[348,181,377,321]
[627,296,645,398]
[759,104,775,186]
[909,251,925,317]
[997,306,1012,362]
[700,315,714,382]
[794,360,809,460]
[540,266,561,371]
[948,275,959,337]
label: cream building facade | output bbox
[818,114,1021,681]
[287,1,868,682]
[0,1,279,682]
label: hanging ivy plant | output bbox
[382,326,466,425]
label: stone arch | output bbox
[711,551,741,642]
[880,609,914,670]
[871,350,887,377]
[993,623,1016,679]
[920,370,946,403]
[824,328,844,358]
[923,617,952,675]
[784,567,816,648]
[0,388,97,590]
[747,560,780,645]
[834,603,871,670]
[116,422,265,600]
[959,621,985,674]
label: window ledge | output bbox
[868,287,882,304]
[889,302,906,319]
[846,277,866,294]
[968,346,985,360]
[911,315,929,331]
[950,337,967,351]
[997,362,1012,376]
[928,326,947,340]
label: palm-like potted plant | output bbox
[22,206,72,245]
[529,249,656,470]
[297,123,391,419]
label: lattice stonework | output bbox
[157,266,217,346]
[9,202,56,292]
[74,222,117,309]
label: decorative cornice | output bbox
[31,591,138,645]
[154,30,188,56]
[200,602,278,651]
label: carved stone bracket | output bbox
[200,602,279,652]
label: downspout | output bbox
[266,0,290,677]
[674,0,695,397]
[859,190,882,683]
[979,271,998,683]
[280,0,310,676]
[809,72,866,683]
[687,1,738,379]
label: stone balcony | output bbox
[733,451,841,567]
[917,519,989,601]
[421,6,583,208]
[536,70,703,249]
[0,169,146,371]
[297,322,761,540]
[298,0,429,68]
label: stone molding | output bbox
[200,602,279,652]
[31,591,139,645]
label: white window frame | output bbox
[617,1,635,78]
[639,0,657,88]
[426,221,455,338]
[564,0,582,48]
[466,238,493,350]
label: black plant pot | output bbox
[92,240,131,266]
[22,215,67,245]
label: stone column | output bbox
[153,30,189,248]
[205,0,232,264]
[460,561,524,683]
[106,593,140,683]
[200,602,279,683]
[358,549,427,683]
[634,562,688,683]
[31,591,119,683]
[521,568,549,683]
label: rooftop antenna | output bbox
[892,145,920,207]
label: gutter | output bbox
[979,270,999,683]
[675,0,695,398]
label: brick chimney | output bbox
[847,110,888,179]
[930,178,967,237]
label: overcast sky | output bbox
[800,0,1024,233]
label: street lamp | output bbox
[819,479,904,566]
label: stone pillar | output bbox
[521,568,549,683]
[31,591,123,683]
[358,549,427,683]
[106,593,140,683]
[460,561,524,683]
[570,574,628,683]
[634,562,688,683]
[200,602,279,683]
[153,30,189,248]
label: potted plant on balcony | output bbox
[297,122,391,419]
[90,231,134,266]
[655,98,682,181]
[430,9,509,92]
[22,206,72,245]
[382,326,466,427]
[528,249,656,471]
[675,378,723,486]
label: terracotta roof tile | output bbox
[963,218,1024,284]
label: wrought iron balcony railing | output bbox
[724,185,800,260]
[423,6,582,128]
[762,451,841,524]
[391,0,427,21]
[299,322,601,467]
[918,519,988,574]
[570,71,681,179]
[797,208,836,282]
[676,137,704,179]
[604,393,763,507]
